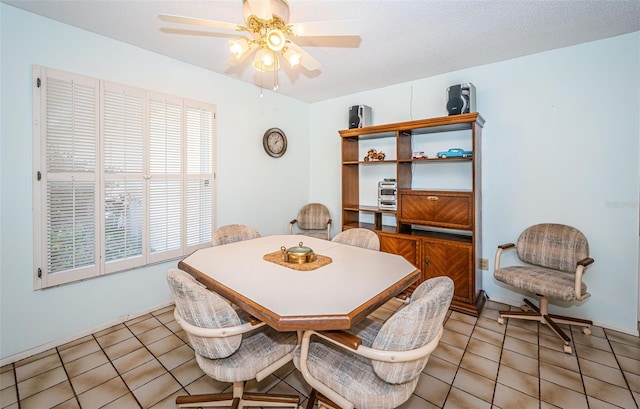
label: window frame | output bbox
[32,66,216,289]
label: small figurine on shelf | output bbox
[364,148,386,162]
[436,148,472,158]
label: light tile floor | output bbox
[1,299,639,409]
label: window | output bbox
[33,66,215,289]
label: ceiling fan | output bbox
[159,0,360,77]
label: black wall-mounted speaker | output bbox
[349,105,372,129]
[446,83,476,116]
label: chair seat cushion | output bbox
[197,326,298,383]
[293,338,418,409]
[494,266,587,301]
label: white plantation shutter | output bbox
[185,104,214,249]
[103,83,145,272]
[37,67,100,287]
[148,96,183,261]
[34,66,216,288]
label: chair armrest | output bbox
[316,330,362,350]
[495,243,516,270]
[574,257,595,301]
[289,219,297,235]
[174,308,265,338]
[305,327,444,363]
[578,257,594,267]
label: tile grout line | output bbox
[602,328,640,408]
[53,345,82,409]
[89,331,144,408]
[123,312,194,407]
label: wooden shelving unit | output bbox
[339,113,486,315]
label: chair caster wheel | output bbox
[563,345,572,354]
[582,327,591,335]
[497,317,505,325]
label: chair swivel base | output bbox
[497,297,592,354]
[306,389,341,409]
[176,386,300,408]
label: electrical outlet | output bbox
[480,258,489,271]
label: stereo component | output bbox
[378,179,397,210]
[446,83,476,116]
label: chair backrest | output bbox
[296,203,331,230]
[212,224,260,246]
[371,276,454,384]
[332,228,380,251]
[516,223,589,273]
[166,268,242,359]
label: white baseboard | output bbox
[0,301,174,367]
[486,295,639,337]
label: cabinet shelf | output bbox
[339,112,486,316]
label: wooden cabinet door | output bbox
[379,233,422,295]
[421,238,473,304]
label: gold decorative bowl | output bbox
[281,242,317,264]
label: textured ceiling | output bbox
[4,0,640,102]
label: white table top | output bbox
[178,235,420,331]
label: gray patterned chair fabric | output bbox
[289,203,332,240]
[166,269,300,408]
[294,276,454,409]
[332,228,380,251]
[493,223,595,354]
[212,224,260,246]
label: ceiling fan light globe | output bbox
[283,48,301,67]
[252,48,279,72]
[266,29,286,51]
[229,38,251,59]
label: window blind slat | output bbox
[149,179,182,254]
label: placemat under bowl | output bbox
[263,251,332,271]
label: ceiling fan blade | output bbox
[290,20,361,37]
[159,13,241,32]
[286,42,321,71]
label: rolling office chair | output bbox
[212,224,260,246]
[289,203,332,240]
[331,228,380,251]
[493,223,594,354]
[295,277,453,409]
[166,268,300,408]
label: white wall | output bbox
[2,3,638,362]
[310,32,640,335]
[0,4,310,360]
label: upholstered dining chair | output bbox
[493,223,594,354]
[166,268,300,408]
[289,203,332,240]
[295,276,454,409]
[331,228,380,251]
[212,224,260,246]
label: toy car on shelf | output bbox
[364,148,386,161]
[412,151,427,159]
[436,148,472,158]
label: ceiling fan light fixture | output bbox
[229,38,251,59]
[252,48,279,72]
[265,29,286,51]
[282,46,301,67]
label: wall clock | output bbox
[263,128,287,158]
